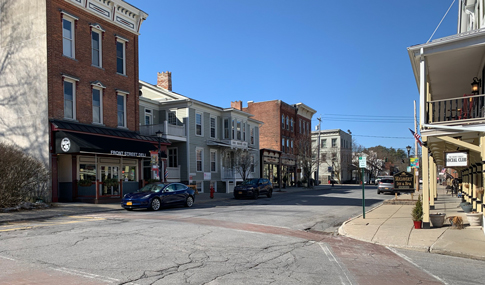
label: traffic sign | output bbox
[359,156,366,168]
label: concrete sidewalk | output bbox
[339,185,485,261]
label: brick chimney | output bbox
[157,71,172,91]
[231,100,243,110]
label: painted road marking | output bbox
[319,243,353,285]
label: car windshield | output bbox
[241,179,259,185]
[138,184,165,193]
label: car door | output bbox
[173,183,188,204]
[160,184,177,205]
[259,179,267,195]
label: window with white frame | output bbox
[117,93,126,127]
[243,122,246,141]
[168,148,178,167]
[236,120,241,140]
[250,127,254,144]
[291,140,294,153]
[168,110,177,125]
[282,138,285,152]
[62,15,76,58]
[290,118,294,132]
[250,155,254,172]
[286,116,289,130]
[210,149,216,172]
[282,115,285,129]
[92,88,103,124]
[116,39,126,75]
[210,116,216,138]
[332,138,337,148]
[321,139,327,148]
[196,148,203,172]
[224,118,229,139]
[232,119,235,139]
[145,109,152,125]
[196,112,202,136]
[91,30,102,67]
[63,79,76,119]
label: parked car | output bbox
[121,182,195,211]
[377,178,395,194]
[234,178,273,199]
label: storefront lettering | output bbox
[110,150,147,157]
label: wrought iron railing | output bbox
[427,94,485,124]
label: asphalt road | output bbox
[1,185,483,284]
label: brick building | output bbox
[231,100,316,187]
[0,0,170,203]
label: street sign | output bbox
[359,156,366,168]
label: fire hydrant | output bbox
[210,186,215,199]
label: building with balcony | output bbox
[139,72,262,193]
[0,0,170,203]
[311,129,353,184]
[407,0,485,229]
[236,100,316,187]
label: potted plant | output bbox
[429,212,446,228]
[78,179,93,187]
[103,178,119,188]
[460,202,473,213]
[411,195,423,229]
[466,211,483,226]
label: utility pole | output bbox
[316,117,321,186]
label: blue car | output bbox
[121,183,195,211]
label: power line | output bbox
[353,134,414,139]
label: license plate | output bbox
[238,191,242,194]
[126,201,132,206]
[384,188,389,190]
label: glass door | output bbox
[100,165,120,196]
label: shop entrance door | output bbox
[100,165,120,196]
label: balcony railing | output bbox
[427,94,485,124]
[139,121,186,138]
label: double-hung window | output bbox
[210,116,216,138]
[91,25,104,67]
[63,80,75,119]
[92,88,103,124]
[250,127,254,144]
[168,110,177,125]
[236,120,241,140]
[286,116,289,130]
[242,122,246,141]
[210,150,216,172]
[145,109,152,125]
[282,138,285,152]
[250,155,255,172]
[195,112,202,136]
[62,12,77,58]
[282,115,285,129]
[224,119,229,139]
[168,148,178,167]
[196,148,203,172]
[62,74,78,120]
[290,119,294,132]
[321,139,327,148]
[116,36,128,75]
[117,93,127,127]
[332,138,337,148]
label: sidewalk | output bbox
[339,185,485,261]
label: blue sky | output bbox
[131,0,458,152]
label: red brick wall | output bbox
[47,0,139,131]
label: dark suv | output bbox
[234,178,273,199]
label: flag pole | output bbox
[414,100,418,192]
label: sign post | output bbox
[359,156,366,219]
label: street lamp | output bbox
[406,145,411,158]
[156,130,163,182]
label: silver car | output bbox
[377,178,394,194]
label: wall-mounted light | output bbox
[471,77,481,95]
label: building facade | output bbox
[237,100,316,187]
[311,129,353,184]
[0,0,171,203]
[139,73,262,193]
[407,0,485,230]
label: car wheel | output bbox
[267,189,273,198]
[377,190,381,194]
[185,196,194,207]
[150,198,161,211]
[253,190,259,200]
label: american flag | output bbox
[409,128,423,147]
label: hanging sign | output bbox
[445,152,468,167]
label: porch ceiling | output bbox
[426,132,482,167]
[408,30,485,101]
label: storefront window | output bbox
[79,164,96,181]
[122,165,136,181]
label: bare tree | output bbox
[295,134,316,186]
[233,148,256,181]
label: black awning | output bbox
[55,131,159,158]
